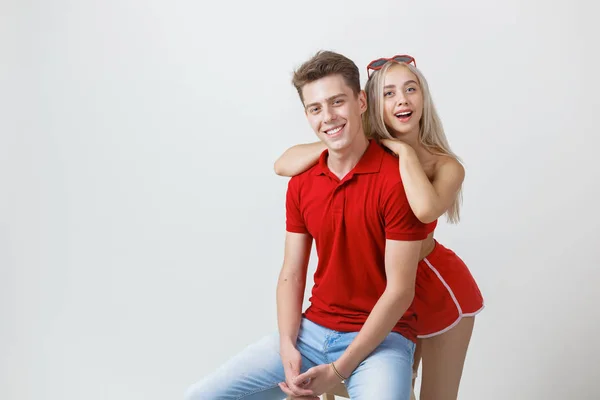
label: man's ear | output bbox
[359,90,368,114]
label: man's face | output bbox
[301,74,367,153]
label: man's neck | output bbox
[327,134,370,180]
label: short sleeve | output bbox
[285,177,308,234]
[383,181,429,241]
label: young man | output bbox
[185,51,429,400]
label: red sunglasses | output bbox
[366,54,416,77]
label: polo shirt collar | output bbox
[313,139,384,177]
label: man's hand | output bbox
[284,363,342,397]
[279,342,316,398]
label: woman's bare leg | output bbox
[419,317,475,400]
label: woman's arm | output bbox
[274,141,326,177]
[381,139,465,223]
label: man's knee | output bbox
[185,376,232,400]
[186,381,237,400]
[184,382,204,400]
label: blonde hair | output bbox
[364,61,463,223]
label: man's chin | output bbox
[323,139,345,151]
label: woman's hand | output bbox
[380,138,412,156]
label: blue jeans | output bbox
[185,318,415,400]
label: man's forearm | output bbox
[334,288,415,378]
[276,271,306,346]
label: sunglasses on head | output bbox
[366,55,416,77]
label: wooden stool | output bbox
[328,383,350,398]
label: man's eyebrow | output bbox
[305,93,347,110]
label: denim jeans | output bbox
[185,318,415,400]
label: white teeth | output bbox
[326,126,343,135]
[396,111,411,117]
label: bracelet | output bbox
[330,362,347,383]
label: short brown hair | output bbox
[292,50,361,103]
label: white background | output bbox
[2,0,599,399]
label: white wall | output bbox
[1,0,599,399]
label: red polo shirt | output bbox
[285,140,429,343]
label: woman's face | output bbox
[382,64,423,138]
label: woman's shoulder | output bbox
[431,154,465,183]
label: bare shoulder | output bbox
[432,155,465,185]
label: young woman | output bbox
[274,55,484,400]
